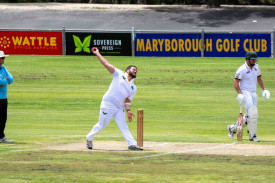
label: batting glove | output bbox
[237,94,244,105]
[262,89,270,100]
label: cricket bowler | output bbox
[86,47,143,151]
[227,51,270,142]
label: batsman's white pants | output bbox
[86,101,137,146]
[230,90,258,133]
[242,90,258,114]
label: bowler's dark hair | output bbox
[125,65,137,72]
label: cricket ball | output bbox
[92,47,97,52]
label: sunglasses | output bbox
[0,57,5,60]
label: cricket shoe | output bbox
[0,137,13,143]
[227,125,235,139]
[250,136,260,142]
[87,140,93,149]
[128,145,143,151]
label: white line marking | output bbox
[132,142,237,159]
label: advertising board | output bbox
[135,33,271,57]
[66,32,131,56]
[0,31,63,55]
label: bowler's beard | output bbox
[129,71,136,78]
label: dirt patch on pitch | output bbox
[43,141,275,156]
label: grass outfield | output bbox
[1,55,275,182]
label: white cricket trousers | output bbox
[242,90,258,113]
[230,90,258,131]
[86,101,137,146]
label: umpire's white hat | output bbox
[0,51,9,58]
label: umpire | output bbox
[0,51,13,143]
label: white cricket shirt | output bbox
[102,68,137,108]
[235,62,261,92]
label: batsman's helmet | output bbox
[245,51,258,59]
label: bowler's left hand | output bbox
[127,111,135,122]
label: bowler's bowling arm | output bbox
[94,50,115,74]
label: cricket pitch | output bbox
[43,141,275,156]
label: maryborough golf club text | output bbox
[136,38,268,53]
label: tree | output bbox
[138,0,145,3]
[207,0,220,8]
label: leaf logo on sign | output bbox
[73,35,91,53]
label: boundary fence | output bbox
[0,27,274,57]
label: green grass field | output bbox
[0,55,275,182]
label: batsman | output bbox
[227,51,270,142]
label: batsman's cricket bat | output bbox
[237,105,243,141]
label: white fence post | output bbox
[131,27,135,57]
[62,26,66,55]
[273,27,275,57]
[201,27,204,57]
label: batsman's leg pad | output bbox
[230,122,237,132]
[243,114,248,128]
[247,106,258,139]
[231,114,248,133]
